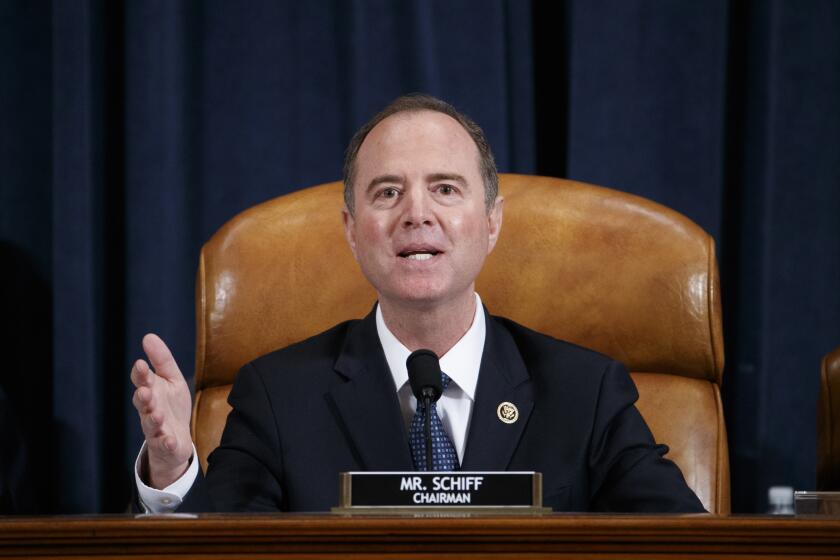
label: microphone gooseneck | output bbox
[406,348,442,471]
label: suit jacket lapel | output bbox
[461,311,534,471]
[327,308,414,470]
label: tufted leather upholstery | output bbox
[191,174,729,513]
[818,345,840,490]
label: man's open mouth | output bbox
[398,250,441,261]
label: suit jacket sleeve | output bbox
[587,360,706,512]
[180,362,285,512]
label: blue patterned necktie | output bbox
[408,372,460,471]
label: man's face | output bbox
[343,110,503,310]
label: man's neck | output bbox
[378,292,477,357]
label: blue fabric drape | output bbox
[1,0,838,513]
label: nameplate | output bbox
[333,471,548,514]
[795,491,840,516]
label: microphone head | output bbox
[406,349,442,402]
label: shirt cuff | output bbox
[134,441,199,513]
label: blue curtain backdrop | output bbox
[1,0,838,513]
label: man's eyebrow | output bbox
[427,173,467,185]
[366,174,404,193]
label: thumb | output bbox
[142,333,184,382]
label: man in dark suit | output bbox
[131,94,703,513]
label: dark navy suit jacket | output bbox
[179,308,704,512]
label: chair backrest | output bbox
[191,174,729,513]
[818,345,840,490]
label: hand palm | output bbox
[131,334,194,488]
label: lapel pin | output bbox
[497,401,519,424]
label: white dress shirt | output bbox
[134,441,199,513]
[136,293,486,512]
[376,293,485,464]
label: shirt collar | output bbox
[376,293,485,401]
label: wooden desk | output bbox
[1,514,840,559]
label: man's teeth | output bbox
[406,253,434,260]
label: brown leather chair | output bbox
[191,174,730,513]
[818,345,840,490]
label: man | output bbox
[131,94,704,513]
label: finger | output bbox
[132,386,157,415]
[131,388,145,412]
[141,409,167,438]
[130,360,154,388]
[140,415,161,438]
[162,435,177,452]
[142,333,184,382]
[139,413,162,439]
[148,427,186,458]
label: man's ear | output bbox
[342,206,358,259]
[486,196,504,254]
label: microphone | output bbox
[406,349,442,471]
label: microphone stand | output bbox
[406,348,443,472]
[422,389,434,470]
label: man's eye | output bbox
[438,184,456,195]
[380,187,399,198]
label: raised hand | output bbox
[131,333,194,489]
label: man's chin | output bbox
[379,284,472,311]
[386,290,444,307]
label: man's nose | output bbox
[401,188,435,227]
